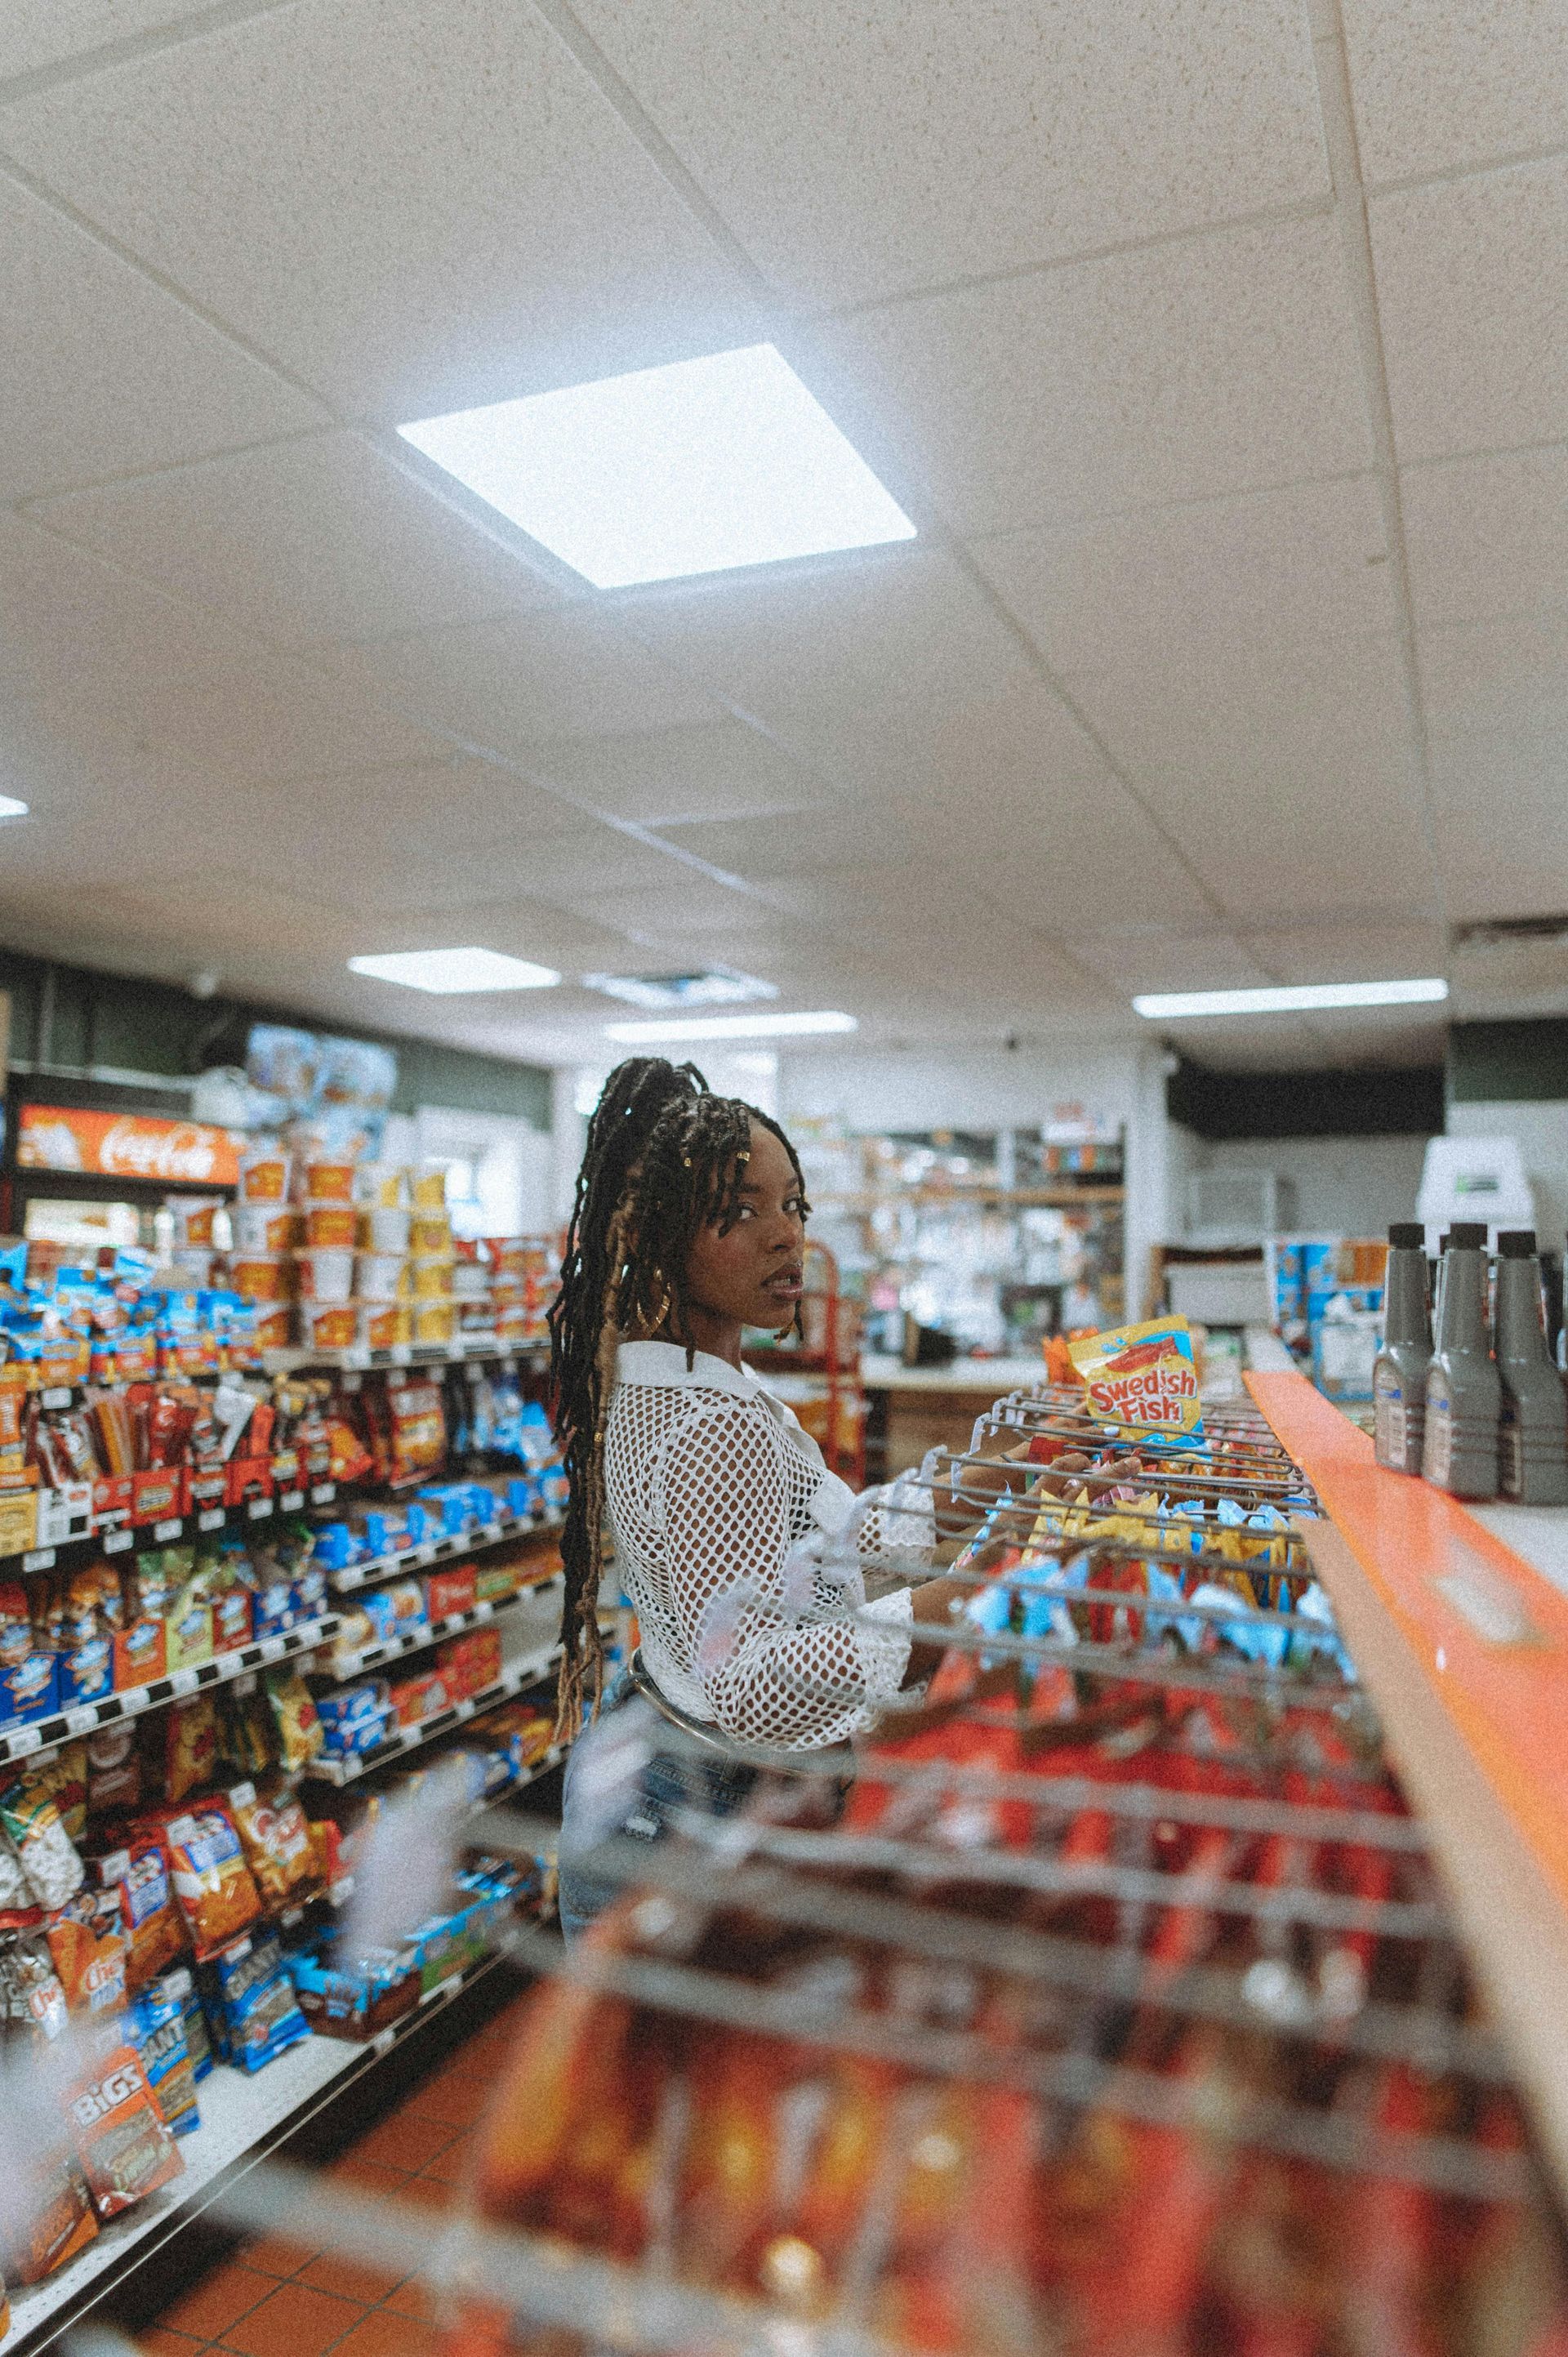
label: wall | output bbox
[1171,1131,1432,1241]
[1446,1102,1568,1251]
[1448,1018,1568,1251]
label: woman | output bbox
[550,1057,1022,1940]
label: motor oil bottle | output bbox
[1494,1230,1568,1505]
[1373,1223,1432,1474]
[1423,1223,1501,1499]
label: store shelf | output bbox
[4,1946,512,2357]
[305,1643,560,1784]
[327,1575,564,1681]
[813,1183,1124,1210]
[261,1337,550,1378]
[1,1482,341,1575]
[0,1614,340,1767]
[327,1510,562,1596]
[1247,1368,1568,2202]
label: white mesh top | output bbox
[605,1340,934,1751]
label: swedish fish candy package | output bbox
[1067,1318,1204,1443]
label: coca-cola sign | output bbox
[17,1104,243,1185]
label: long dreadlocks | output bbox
[546,1056,808,1737]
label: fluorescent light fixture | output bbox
[604,1009,858,1044]
[349,947,560,994]
[1133,978,1450,1019]
[0,797,28,818]
[398,344,916,589]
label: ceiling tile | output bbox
[1342,0,1568,189]
[0,168,322,501]
[523,722,824,827]
[1421,613,1568,919]
[1235,920,1450,985]
[569,0,1327,310]
[622,548,1111,794]
[973,476,1395,674]
[1065,632,1435,918]
[0,2,223,81]
[29,432,559,648]
[1063,931,1274,997]
[820,217,1372,533]
[1373,163,1568,463]
[332,608,719,755]
[131,648,451,779]
[567,872,772,947]
[1402,446,1568,628]
[657,804,917,879]
[0,0,761,420]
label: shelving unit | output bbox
[326,1509,560,1596]
[1248,1370,1568,2203]
[327,1576,562,1681]
[304,1642,561,1784]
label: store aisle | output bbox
[136,1994,530,2357]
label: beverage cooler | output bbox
[216,1367,1568,2357]
[1,1079,241,1254]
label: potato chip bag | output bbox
[158,1801,261,1959]
[216,1683,277,1779]
[46,1888,128,2016]
[0,1771,85,1912]
[164,1694,219,1805]
[69,2043,184,2217]
[228,1780,319,1908]
[264,1665,323,1772]
[7,2157,97,2283]
[99,1834,186,1991]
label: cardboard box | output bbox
[131,1468,187,1526]
[0,1490,38,1557]
[36,1483,94,1548]
[425,1562,475,1620]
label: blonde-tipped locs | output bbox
[546,1058,808,1739]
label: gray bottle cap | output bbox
[1450,1223,1488,1250]
[1388,1223,1424,1249]
[1498,1230,1537,1257]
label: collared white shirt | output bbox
[604,1340,928,1750]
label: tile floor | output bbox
[136,1995,528,2357]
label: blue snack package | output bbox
[126,1982,201,2135]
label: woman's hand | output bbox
[931,1428,1033,1548]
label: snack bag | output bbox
[0,1767,85,1912]
[264,1664,323,1772]
[100,1833,186,1990]
[156,1964,213,2080]
[45,1887,128,2015]
[6,2157,98,2283]
[164,1548,213,1674]
[158,1799,262,1958]
[164,1693,220,1805]
[228,1780,320,1909]
[207,1544,254,1654]
[1067,1318,1205,1444]
[125,1982,201,2136]
[85,1720,144,1817]
[0,1933,69,2042]
[216,1682,278,1779]
[201,1929,310,2074]
[31,1741,88,1843]
[69,2043,185,2217]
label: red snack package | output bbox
[46,1889,128,2016]
[99,1834,186,1991]
[9,2156,98,2283]
[228,1780,321,1909]
[155,1800,262,1959]
[69,2043,185,2217]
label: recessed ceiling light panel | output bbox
[1133,979,1449,1019]
[0,796,29,818]
[398,345,916,589]
[604,1009,857,1042]
[349,947,560,994]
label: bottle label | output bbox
[1500,1401,1523,1499]
[1374,1368,1405,1468]
[1423,1386,1451,1486]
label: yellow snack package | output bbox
[1067,1318,1204,1445]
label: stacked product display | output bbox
[1374,1223,1568,1504]
[426,1368,1568,2357]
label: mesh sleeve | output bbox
[655,1397,912,1749]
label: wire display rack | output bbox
[203,1382,1568,2357]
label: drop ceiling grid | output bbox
[0,0,1557,1045]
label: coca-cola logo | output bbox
[99,1121,225,1182]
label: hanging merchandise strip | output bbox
[239,1374,1568,2357]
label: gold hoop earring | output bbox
[645,1273,672,1331]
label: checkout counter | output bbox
[860,1352,1049,1477]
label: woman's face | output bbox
[682,1119,807,1336]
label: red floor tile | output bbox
[137,2330,207,2356]
[158,2260,276,2342]
[417,2131,474,2188]
[331,2151,412,2191]
[383,2276,436,2323]
[296,2250,409,2305]
[327,2309,439,2357]
[216,2278,363,2357]
[400,2070,492,2130]
[349,2113,458,2174]
[240,2231,318,2277]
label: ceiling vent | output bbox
[581,966,778,1012]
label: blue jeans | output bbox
[555,1669,758,1944]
